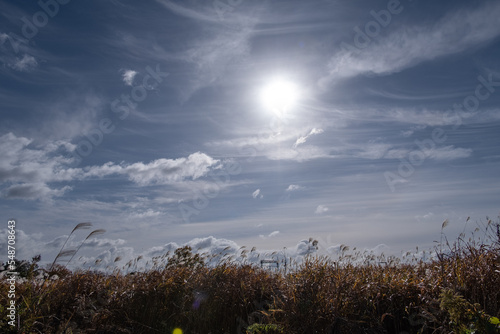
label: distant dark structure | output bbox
[260,259,279,269]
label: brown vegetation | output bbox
[1,219,499,333]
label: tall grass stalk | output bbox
[65,229,106,268]
[49,222,92,271]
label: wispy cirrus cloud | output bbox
[347,141,472,161]
[265,145,332,162]
[324,1,500,82]
[293,128,324,148]
[154,0,220,23]
[9,54,38,72]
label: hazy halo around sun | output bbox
[260,78,300,117]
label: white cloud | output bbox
[324,1,500,81]
[153,0,258,102]
[0,228,432,272]
[401,130,415,137]
[293,128,324,148]
[252,189,263,199]
[266,145,331,162]
[0,33,8,43]
[415,212,435,222]
[79,238,127,249]
[154,0,221,23]
[10,54,38,72]
[79,235,319,270]
[259,231,280,239]
[128,209,163,219]
[121,69,137,86]
[286,184,303,192]
[344,141,472,162]
[353,143,393,160]
[423,146,472,161]
[207,130,297,149]
[268,231,280,238]
[0,133,219,200]
[294,239,319,256]
[207,127,331,162]
[85,152,219,185]
[315,205,329,214]
[0,133,79,199]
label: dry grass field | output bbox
[1,219,499,334]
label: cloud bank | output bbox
[0,133,219,200]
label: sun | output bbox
[260,78,300,116]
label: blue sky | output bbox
[1,0,499,268]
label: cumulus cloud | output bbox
[0,133,219,200]
[0,133,78,199]
[121,69,137,86]
[128,209,163,219]
[324,1,500,81]
[294,239,319,256]
[0,229,410,272]
[84,152,219,185]
[2,129,467,202]
[79,238,127,248]
[286,184,303,192]
[259,231,280,239]
[0,231,334,272]
[315,205,329,214]
[252,189,263,199]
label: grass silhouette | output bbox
[0,218,499,333]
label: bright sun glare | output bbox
[260,78,299,116]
